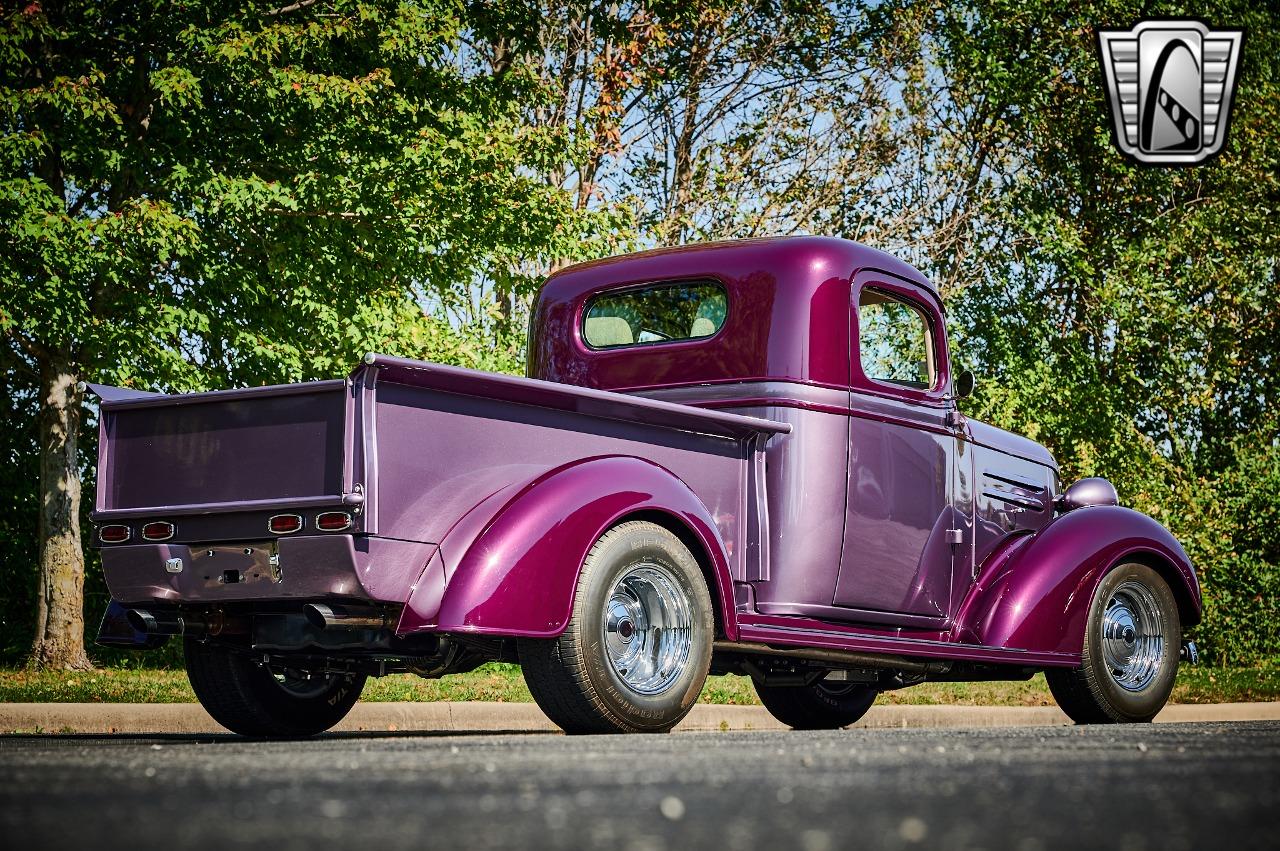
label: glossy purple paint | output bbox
[531,236,934,393]
[90,235,1200,674]
[402,456,738,639]
[92,353,773,641]
[1059,477,1121,511]
[100,535,437,606]
[954,505,1201,654]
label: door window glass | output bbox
[857,289,935,389]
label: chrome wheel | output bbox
[1101,580,1166,692]
[602,562,694,696]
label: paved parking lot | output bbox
[3,721,1277,850]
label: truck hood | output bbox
[967,419,1057,470]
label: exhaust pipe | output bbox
[303,603,394,631]
[127,608,209,638]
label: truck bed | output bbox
[92,355,788,608]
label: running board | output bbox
[712,641,949,674]
[734,617,1080,669]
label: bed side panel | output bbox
[371,382,749,569]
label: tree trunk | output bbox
[30,357,92,670]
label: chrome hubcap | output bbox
[1101,580,1165,692]
[602,563,693,695]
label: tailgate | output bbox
[97,381,349,513]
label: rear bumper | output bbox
[100,535,438,606]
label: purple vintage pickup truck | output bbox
[90,236,1200,735]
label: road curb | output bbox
[3,701,1278,735]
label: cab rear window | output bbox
[583,281,727,349]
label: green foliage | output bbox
[0,0,611,661]
[938,0,1280,663]
[1,0,605,389]
[0,369,38,662]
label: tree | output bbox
[0,0,603,668]
[930,0,1280,662]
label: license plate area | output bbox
[189,542,281,591]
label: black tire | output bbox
[184,638,366,737]
[755,679,878,730]
[518,521,714,734]
[1046,563,1181,724]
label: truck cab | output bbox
[531,237,1060,631]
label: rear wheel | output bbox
[755,679,878,729]
[1046,563,1180,724]
[184,639,366,737]
[518,521,714,734]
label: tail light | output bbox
[268,514,303,535]
[99,525,131,543]
[315,511,353,532]
[141,521,175,541]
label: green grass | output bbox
[2,659,1277,705]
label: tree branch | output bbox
[265,0,321,16]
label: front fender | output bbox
[955,505,1201,657]
[399,455,738,640]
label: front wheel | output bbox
[755,679,878,729]
[518,521,714,734]
[185,639,366,737]
[1046,563,1181,724]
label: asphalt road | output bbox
[3,722,1277,851]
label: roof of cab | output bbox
[529,236,943,393]
[543,236,936,301]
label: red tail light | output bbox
[315,511,353,532]
[141,521,175,541]
[268,514,303,535]
[99,524,131,543]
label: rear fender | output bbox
[955,505,1201,657]
[398,455,738,640]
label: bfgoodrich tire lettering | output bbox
[1046,563,1181,724]
[184,638,365,737]
[518,521,714,734]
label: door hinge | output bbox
[945,528,964,545]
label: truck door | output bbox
[831,274,971,624]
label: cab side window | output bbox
[857,288,935,390]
